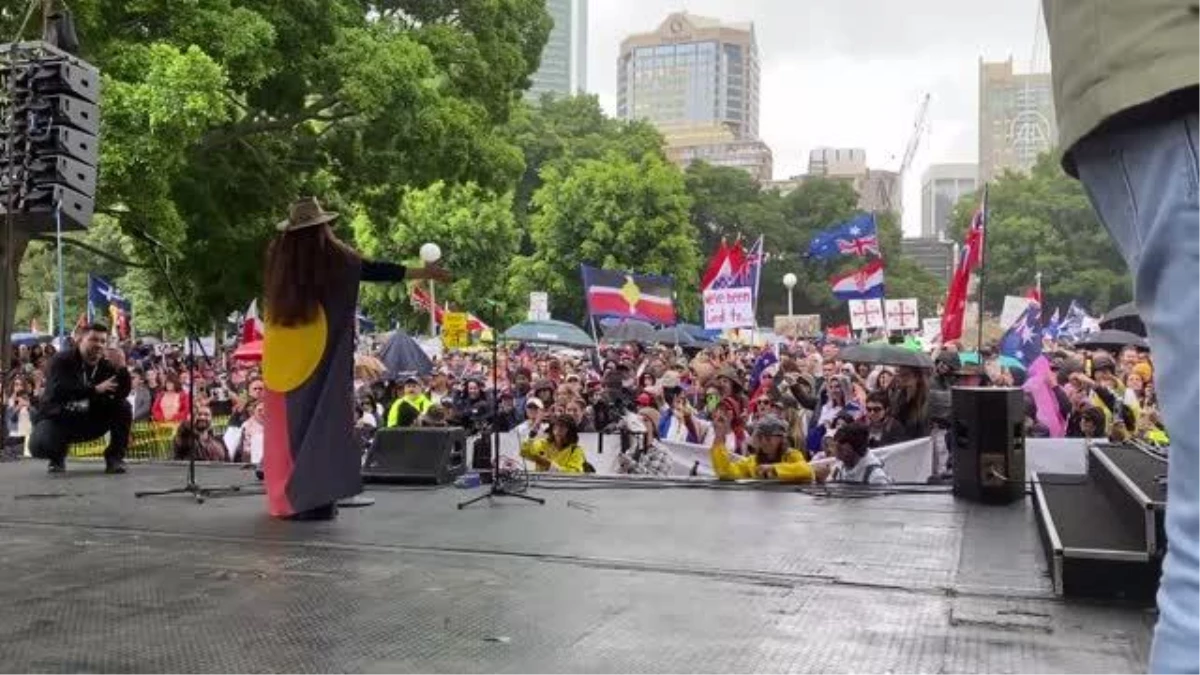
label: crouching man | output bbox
[28,323,132,474]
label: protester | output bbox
[710,414,813,482]
[520,414,586,473]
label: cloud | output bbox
[583,0,1043,234]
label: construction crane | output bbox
[879,92,931,215]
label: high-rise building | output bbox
[901,238,955,284]
[920,163,978,239]
[617,12,760,141]
[526,0,588,101]
[808,148,866,177]
[978,58,1056,182]
[660,123,773,182]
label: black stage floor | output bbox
[0,460,1154,673]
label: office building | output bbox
[766,164,900,215]
[617,12,760,140]
[526,0,588,101]
[661,123,773,181]
[978,58,1056,182]
[920,163,978,239]
[808,147,866,177]
[902,238,955,285]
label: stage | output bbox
[0,461,1153,673]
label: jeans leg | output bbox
[28,419,69,464]
[1075,112,1199,674]
[102,402,133,465]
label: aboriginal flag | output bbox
[581,264,676,325]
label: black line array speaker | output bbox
[951,386,1026,504]
[363,427,467,485]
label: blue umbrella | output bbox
[11,332,51,347]
[378,329,434,377]
[503,319,595,348]
[603,319,657,344]
[958,351,1027,372]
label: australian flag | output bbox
[806,213,880,260]
[87,275,132,340]
[1000,302,1043,367]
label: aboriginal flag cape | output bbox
[261,256,363,517]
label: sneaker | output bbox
[104,462,127,475]
[47,461,65,474]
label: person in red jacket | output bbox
[151,373,190,423]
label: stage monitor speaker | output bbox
[363,427,467,485]
[951,386,1025,504]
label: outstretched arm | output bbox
[361,260,452,283]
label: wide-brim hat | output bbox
[277,196,339,232]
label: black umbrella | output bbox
[603,319,657,344]
[838,343,935,369]
[653,326,706,347]
[1099,302,1146,336]
[378,329,434,377]
[1073,329,1149,352]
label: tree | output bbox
[949,153,1131,316]
[504,94,664,231]
[753,178,942,329]
[353,181,520,330]
[512,152,700,324]
[1,0,551,350]
[684,162,785,255]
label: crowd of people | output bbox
[3,323,1167,484]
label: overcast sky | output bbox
[585,0,1047,235]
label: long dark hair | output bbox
[264,224,357,327]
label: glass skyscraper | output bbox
[617,12,760,141]
[526,0,588,101]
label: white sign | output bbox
[847,298,885,331]
[922,317,942,344]
[1000,295,1034,330]
[703,288,755,330]
[527,292,550,321]
[885,298,920,331]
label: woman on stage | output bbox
[262,197,449,520]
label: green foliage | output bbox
[684,162,784,255]
[353,181,520,329]
[513,152,700,324]
[504,95,665,231]
[4,0,551,335]
[949,154,1131,315]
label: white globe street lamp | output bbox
[782,273,797,316]
[420,243,442,338]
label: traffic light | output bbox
[0,43,100,233]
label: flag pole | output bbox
[974,185,990,352]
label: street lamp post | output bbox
[782,273,797,316]
[419,242,442,338]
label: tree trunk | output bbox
[1,229,31,387]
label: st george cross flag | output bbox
[581,264,677,325]
[806,213,880,260]
[829,259,885,300]
[87,275,132,340]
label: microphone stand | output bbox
[133,235,245,503]
[458,303,544,509]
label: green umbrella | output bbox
[503,319,596,348]
[866,337,923,352]
[958,351,1027,372]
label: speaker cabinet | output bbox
[363,427,467,485]
[951,386,1026,504]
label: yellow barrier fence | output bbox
[68,417,232,460]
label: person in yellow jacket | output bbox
[710,414,815,482]
[387,376,431,427]
[520,414,586,473]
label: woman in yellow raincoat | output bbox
[520,414,586,473]
[711,414,815,481]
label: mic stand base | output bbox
[135,481,244,504]
[457,484,546,509]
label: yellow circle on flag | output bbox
[263,306,328,393]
